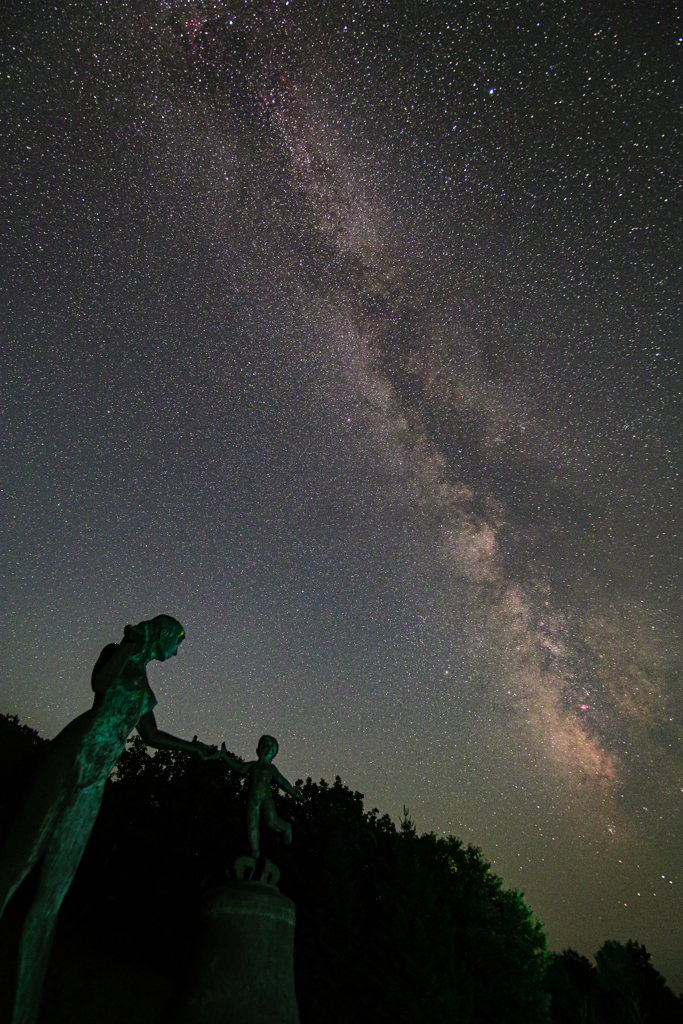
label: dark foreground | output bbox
[0,714,680,1024]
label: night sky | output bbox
[1,0,682,991]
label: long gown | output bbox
[0,643,158,1024]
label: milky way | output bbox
[1,0,682,989]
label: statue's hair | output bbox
[257,734,279,758]
[123,615,185,650]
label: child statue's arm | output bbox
[273,766,305,800]
[218,742,252,774]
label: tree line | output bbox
[0,713,680,1024]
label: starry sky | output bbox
[1,0,682,990]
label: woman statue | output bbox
[0,614,217,1024]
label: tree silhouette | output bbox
[3,719,550,1023]
[595,939,683,1024]
[546,948,601,1024]
[0,715,47,848]
[1,714,679,1024]
[546,943,683,1024]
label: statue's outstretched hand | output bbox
[218,743,248,773]
[192,736,219,760]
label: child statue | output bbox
[219,735,303,859]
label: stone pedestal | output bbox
[174,878,300,1024]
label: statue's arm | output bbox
[136,711,217,759]
[91,641,138,693]
[218,743,252,774]
[273,767,304,800]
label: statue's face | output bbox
[157,631,184,661]
[258,738,277,762]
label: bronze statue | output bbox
[0,615,217,1024]
[219,735,303,859]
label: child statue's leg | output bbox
[11,785,104,1024]
[246,798,261,859]
[263,797,292,845]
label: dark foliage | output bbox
[595,939,683,1024]
[547,945,683,1024]
[74,737,549,1023]
[0,715,47,846]
[0,716,549,1022]
[547,949,602,1024]
[1,714,678,1024]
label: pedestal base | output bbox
[174,881,300,1024]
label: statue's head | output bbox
[257,735,278,762]
[124,615,185,661]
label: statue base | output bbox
[174,863,299,1024]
